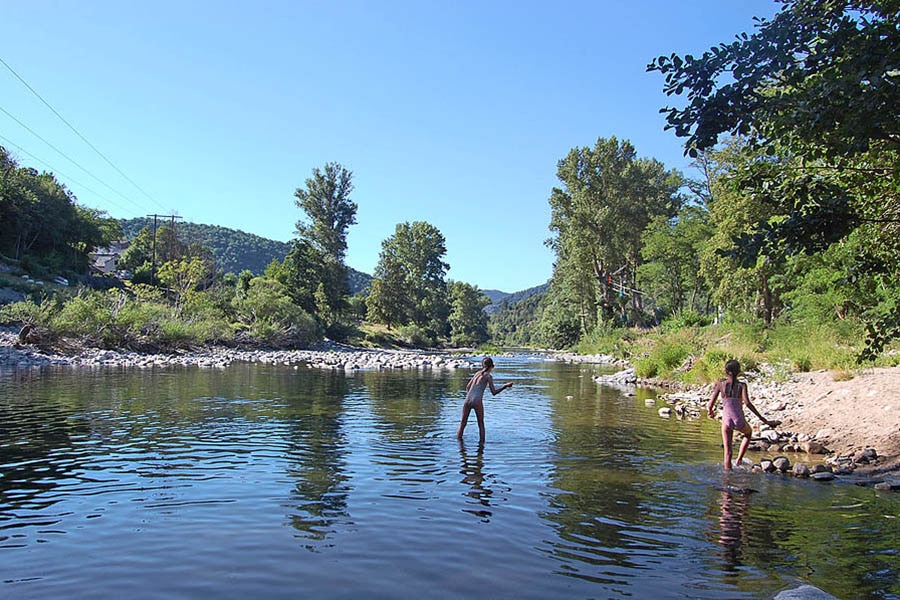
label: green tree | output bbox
[293,162,358,325]
[639,203,713,317]
[546,136,682,332]
[157,257,214,314]
[447,281,490,347]
[268,240,323,316]
[367,221,449,338]
[231,276,320,345]
[0,146,118,274]
[649,0,900,355]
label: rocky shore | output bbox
[0,328,617,373]
[595,365,900,485]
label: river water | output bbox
[1,355,897,599]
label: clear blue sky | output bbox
[1,1,778,293]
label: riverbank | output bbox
[596,364,900,480]
[0,327,619,373]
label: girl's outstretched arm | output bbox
[488,375,512,395]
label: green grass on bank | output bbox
[572,317,900,384]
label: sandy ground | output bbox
[777,366,900,473]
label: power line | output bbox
[0,132,140,217]
[0,55,167,211]
[0,104,147,214]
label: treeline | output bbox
[1,158,493,350]
[492,0,899,368]
[0,147,120,277]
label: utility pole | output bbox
[147,214,182,280]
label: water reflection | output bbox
[712,485,752,572]
[458,440,492,521]
[283,370,351,548]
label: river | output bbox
[1,355,897,599]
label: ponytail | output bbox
[724,359,741,397]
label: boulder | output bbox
[812,471,836,482]
[802,441,828,455]
[792,463,811,478]
[773,456,791,472]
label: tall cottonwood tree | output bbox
[293,162,357,326]
[546,136,682,334]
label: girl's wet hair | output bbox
[482,356,494,370]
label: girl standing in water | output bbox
[456,357,513,446]
[707,359,775,469]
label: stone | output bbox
[802,441,828,455]
[792,463,811,478]
[761,429,781,442]
[761,459,776,473]
[773,456,791,472]
[812,471,835,481]
[815,428,833,440]
[658,407,671,417]
[862,448,878,460]
[874,479,900,492]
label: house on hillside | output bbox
[89,241,130,275]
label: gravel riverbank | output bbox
[594,365,900,484]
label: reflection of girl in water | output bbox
[716,488,750,571]
[456,357,512,446]
[458,440,492,521]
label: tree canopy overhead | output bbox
[648,0,900,159]
[648,0,900,359]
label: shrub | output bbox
[397,324,432,348]
[634,356,658,379]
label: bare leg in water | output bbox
[457,401,486,446]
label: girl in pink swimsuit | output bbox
[456,356,513,446]
[707,359,775,469]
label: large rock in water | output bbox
[773,584,838,599]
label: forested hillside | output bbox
[119,218,372,293]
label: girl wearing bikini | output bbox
[707,359,775,469]
[456,356,513,446]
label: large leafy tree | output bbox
[639,203,713,317]
[447,281,490,347]
[0,146,119,273]
[648,0,900,356]
[367,221,449,336]
[546,136,682,332]
[293,162,358,325]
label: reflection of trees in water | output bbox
[538,379,679,588]
[362,371,460,503]
[362,371,454,441]
[0,371,86,532]
[282,370,352,547]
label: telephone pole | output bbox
[147,214,182,280]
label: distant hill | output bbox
[484,283,548,315]
[481,289,511,305]
[488,283,548,346]
[118,218,372,294]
